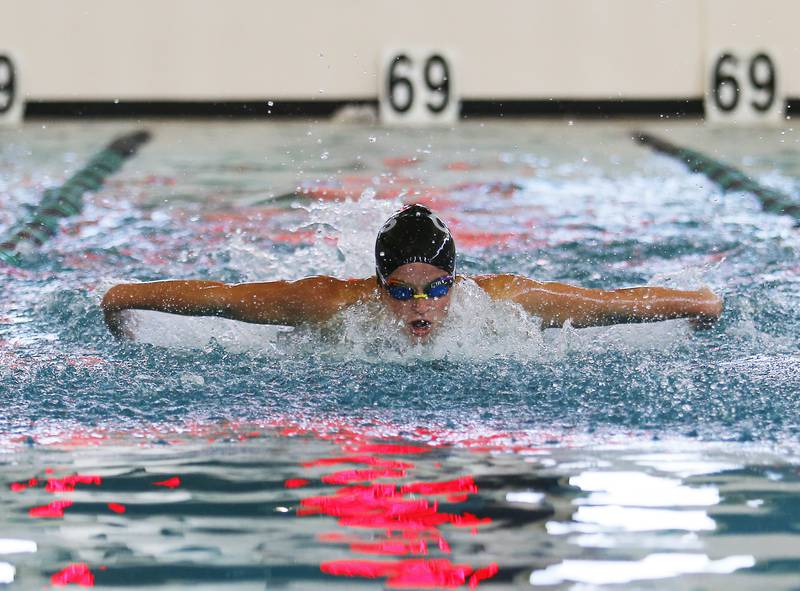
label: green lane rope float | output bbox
[0,131,151,266]
[634,132,800,220]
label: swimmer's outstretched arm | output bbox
[101,277,375,337]
[475,275,723,329]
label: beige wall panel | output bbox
[0,0,795,101]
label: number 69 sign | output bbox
[705,49,785,125]
[379,49,458,126]
[0,52,23,126]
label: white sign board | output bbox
[0,52,23,126]
[705,49,784,125]
[379,49,458,126]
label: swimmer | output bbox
[102,204,723,341]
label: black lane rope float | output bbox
[634,131,800,221]
[0,130,151,266]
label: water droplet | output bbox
[369,136,377,143]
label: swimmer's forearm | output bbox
[490,276,723,328]
[101,280,228,316]
[547,285,724,328]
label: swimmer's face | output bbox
[381,263,453,342]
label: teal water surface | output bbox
[0,120,799,589]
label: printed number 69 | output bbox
[388,54,450,115]
[712,52,776,113]
[0,56,16,114]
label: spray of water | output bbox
[225,196,402,281]
[124,194,696,359]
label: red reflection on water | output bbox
[51,563,95,587]
[344,443,432,455]
[322,468,407,485]
[468,563,499,588]
[284,478,310,489]
[321,558,475,589]
[29,499,74,518]
[304,455,414,470]
[446,494,469,503]
[12,474,102,494]
[349,538,428,556]
[9,420,511,589]
[9,478,37,492]
[338,509,490,531]
[46,474,102,493]
[152,476,181,488]
[14,464,181,583]
[384,156,419,169]
[401,477,478,496]
[286,427,498,589]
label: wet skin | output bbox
[379,263,453,342]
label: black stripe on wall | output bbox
[24,98,799,119]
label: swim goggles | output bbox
[384,275,454,301]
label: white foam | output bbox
[0,539,36,554]
[547,506,716,534]
[323,277,548,363]
[529,553,755,586]
[571,471,720,507]
[225,196,401,281]
[127,309,289,352]
[506,491,546,504]
[0,562,14,584]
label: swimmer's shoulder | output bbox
[242,275,377,307]
[329,276,380,305]
[256,275,378,322]
[467,273,542,299]
[343,276,379,293]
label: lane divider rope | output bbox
[0,130,151,266]
[634,131,799,220]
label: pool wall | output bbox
[2,0,800,108]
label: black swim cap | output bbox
[375,204,456,285]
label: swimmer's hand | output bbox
[102,284,145,339]
[103,309,136,340]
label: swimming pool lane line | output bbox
[0,130,151,267]
[633,132,800,221]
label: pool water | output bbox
[0,119,799,589]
